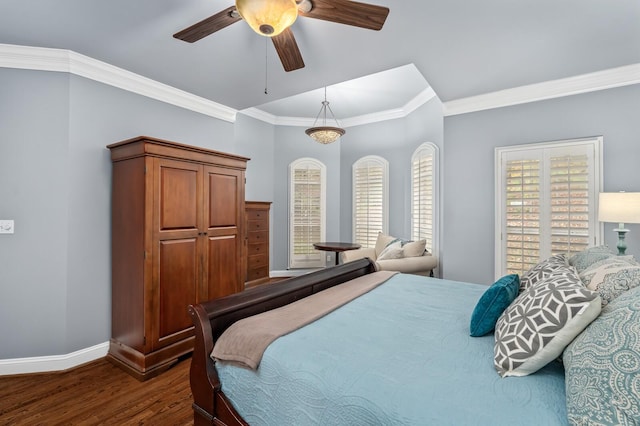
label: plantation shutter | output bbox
[411,145,435,252]
[289,159,325,269]
[353,156,388,248]
[549,154,591,255]
[504,158,541,275]
[497,138,601,277]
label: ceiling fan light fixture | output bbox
[306,88,346,144]
[235,0,298,36]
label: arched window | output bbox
[289,158,326,269]
[352,155,388,247]
[411,143,438,254]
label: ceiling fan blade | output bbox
[271,28,305,72]
[173,6,241,43]
[299,0,389,31]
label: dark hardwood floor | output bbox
[0,279,294,425]
[0,356,193,425]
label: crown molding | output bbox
[443,63,640,116]
[3,44,637,125]
[240,107,279,125]
[0,44,237,122]
[242,87,439,127]
[343,86,440,127]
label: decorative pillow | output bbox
[578,255,639,278]
[374,232,399,258]
[494,266,601,377]
[402,239,426,258]
[568,245,615,273]
[579,260,640,307]
[563,285,640,425]
[469,274,520,337]
[377,241,404,260]
[519,254,568,293]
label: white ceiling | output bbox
[1,0,638,120]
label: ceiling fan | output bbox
[173,0,389,72]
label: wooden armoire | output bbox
[106,136,248,380]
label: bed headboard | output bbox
[188,258,377,426]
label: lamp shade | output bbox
[598,192,640,224]
[236,0,298,36]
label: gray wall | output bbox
[443,84,640,285]
[0,68,240,358]
[0,69,71,357]
[234,113,276,202]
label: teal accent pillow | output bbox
[469,274,519,337]
[563,284,640,425]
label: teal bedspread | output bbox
[216,274,567,425]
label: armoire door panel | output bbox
[207,172,238,228]
[157,238,198,345]
[204,235,240,301]
[157,161,200,232]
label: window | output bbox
[495,137,602,277]
[289,158,326,269]
[411,143,438,253]
[352,155,388,248]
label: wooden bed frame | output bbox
[188,258,378,426]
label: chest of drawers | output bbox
[245,201,271,286]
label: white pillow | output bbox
[374,232,398,258]
[403,240,426,257]
[377,241,404,260]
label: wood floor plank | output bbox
[0,357,193,425]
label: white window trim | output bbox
[288,157,327,269]
[494,136,603,278]
[352,155,389,246]
[411,142,439,255]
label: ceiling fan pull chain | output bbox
[264,37,269,95]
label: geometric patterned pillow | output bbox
[579,260,640,307]
[563,285,640,425]
[519,254,568,293]
[568,245,615,273]
[494,265,601,377]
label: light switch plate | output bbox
[0,220,14,234]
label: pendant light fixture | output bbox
[235,0,299,37]
[305,87,346,144]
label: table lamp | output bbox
[598,192,640,255]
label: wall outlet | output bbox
[0,220,14,234]
[327,254,331,262]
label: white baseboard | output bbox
[0,341,109,376]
